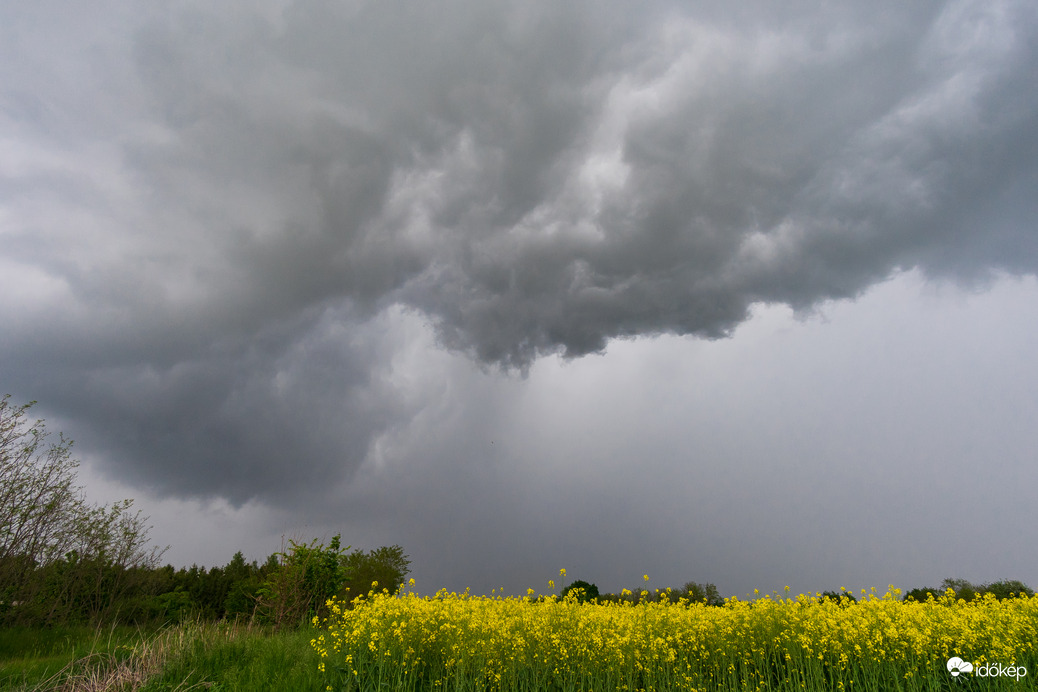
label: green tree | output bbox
[256,535,351,628]
[0,395,165,624]
[342,545,412,598]
[560,580,599,603]
[941,578,978,602]
[223,551,262,619]
[982,579,1034,600]
[903,587,941,603]
[682,581,723,606]
[1,395,85,615]
[906,578,1035,603]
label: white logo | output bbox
[947,656,1028,681]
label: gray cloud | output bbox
[110,0,1038,371]
[2,0,1037,592]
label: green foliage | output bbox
[342,544,412,598]
[0,624,150,689]
[224,577,261,620]
[941,577,979,602]
[0,396,165,626]
[0,622,322,691]
[254,538,413,628]
[902,587,941,603]
[153,589,194,624]
[681,581,723,606]
[903,578,1035,603]
[982,579,1034,600]
[561,580,600,603]
[255,535,351,628]
[596,582,723,607]
[140,622,324,691]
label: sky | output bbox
[1,0,1037,599]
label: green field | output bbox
[0,622,323,691]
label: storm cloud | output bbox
[2,0,1037,593]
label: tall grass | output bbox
[0,625,147,690]
[140,621,323,691]
[0,622,323,691]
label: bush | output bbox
[982,579,1034,600]
[341,545,412,599]
[902,587,941,603]
[256,535,350,629]
[682,581,724,606]
[561,580,600,603]
[903,578,1035,603]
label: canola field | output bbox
[312,580,1038,691]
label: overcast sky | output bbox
[2,0,1037,599]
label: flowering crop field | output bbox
[312,581,1038,691]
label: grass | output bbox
[0,625,146,690]
[139,622,323,691]
[0,622,323,691]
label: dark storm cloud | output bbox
[49,307,418,504]
[2,0,1037,505]
[401,0,1038,364]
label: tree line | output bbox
[557,577,1034,607]
[0,395,410,628]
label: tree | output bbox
[682,581,723,606]
[982,579,1034,600]
[223,551,262,619]
[1,396,85,594]
[0,395,165,624]
[818,590,857,605]
[905,578,1035,603]
[342,545,412,598]
[940,578,978,602]
[256,535,351,628]
[560,580,599,603]
[902,587,941,603]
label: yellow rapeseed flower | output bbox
[311,580,1038,691]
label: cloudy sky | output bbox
[2,0,1037,598]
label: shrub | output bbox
[561,580,600,603]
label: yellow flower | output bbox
[311,581,1038,690]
